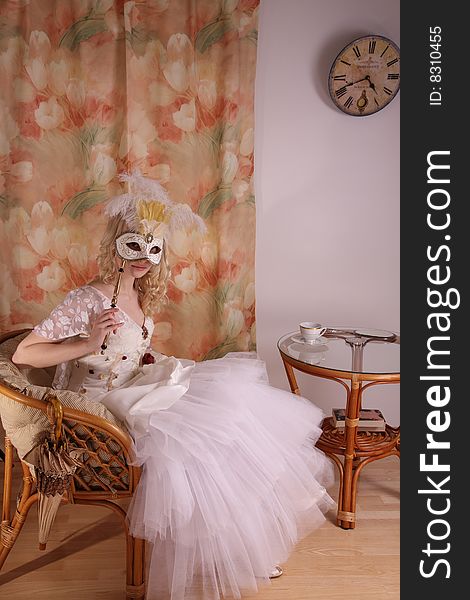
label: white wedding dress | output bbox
[34,285,335,600]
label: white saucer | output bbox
[291,334,327,345]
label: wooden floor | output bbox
[0,456,399,600]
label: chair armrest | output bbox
[0,381,139,498]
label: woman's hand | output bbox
[85,308,123,352]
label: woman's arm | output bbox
[12,332,94,368]
[12,308,123,368]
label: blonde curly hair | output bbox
[96,215,170,316]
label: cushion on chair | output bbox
[0,331,125,459]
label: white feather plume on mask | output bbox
[104,171,207,234]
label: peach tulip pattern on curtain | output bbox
[0,0,259,360]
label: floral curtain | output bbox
[0,0,259,360]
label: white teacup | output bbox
[299,322,327,343]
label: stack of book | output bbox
[331,408,386,432]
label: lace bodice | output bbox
[34,285,154,398]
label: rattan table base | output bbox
[317,419,400,528]
[278,344,400,529]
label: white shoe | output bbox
[269,566,283,578]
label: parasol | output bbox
[23,395,83,550]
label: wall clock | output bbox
[328,35,400,116]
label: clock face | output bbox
[328,35,400,116]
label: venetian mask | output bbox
[115,232,164,265]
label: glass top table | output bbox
[277,326,400,530]
[277,327,399,376]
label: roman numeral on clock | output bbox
[333,75,346,81]
[383,86,393,95]
[335,86,348,98]
[387,58,399,67]
[344,96,353,109]
[388,73,400,79]
[368,40,376,53]
[380,45,390,57]
[340,59,351,66]
[353,46,361,58]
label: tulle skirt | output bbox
[120,354,335,599]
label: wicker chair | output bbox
[0,330,145,599]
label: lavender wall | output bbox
[254,0,400,424]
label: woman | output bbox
[13,174,334,600]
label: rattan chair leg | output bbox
[126,535,145,599]
[0,493,38,569]
[76,499,146,598]
[1,438,13,525]
[17,461,35,513]
[0,438,39,569]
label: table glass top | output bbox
[277,327,400,375]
